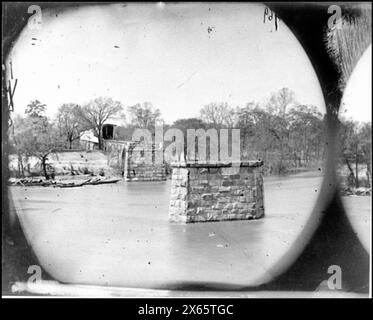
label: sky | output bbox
[7,2,326,124]
[341,44,371,123]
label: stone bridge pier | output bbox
[104,140,166,181]
[169,161,264,223]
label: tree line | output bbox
[338,118,371,188]
[9,88,371,182]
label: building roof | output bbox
[104,116,126,127]
[80,131,99,144]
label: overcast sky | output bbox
[7,2,326,124]
[341,44,371,123]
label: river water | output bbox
[342,196,371,253]
[9,171,333,289]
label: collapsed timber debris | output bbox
[8,176,121,188]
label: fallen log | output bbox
[88,178,121,185]
[56,178,92,188]
[56,177,120,188]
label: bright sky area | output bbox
[341,44,371,123]
[7,2,327,124]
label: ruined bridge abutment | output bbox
[104,140,166,181]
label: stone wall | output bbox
[169,161,264,223]
[104,140,166,181]
[125,142,166,181]
[104,140,127,171]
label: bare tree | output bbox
[267,88,295,117]
[199,102,236,127]
[25,100,47,118]
[11,102,64,179]
[56,103,83,149]
[76,97,123,149]
[127,102,161,128]
[339,119,372,188]
[9,114,28,177]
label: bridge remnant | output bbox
[104,140,166,181]
[169,161,264,223]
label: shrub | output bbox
[98,168,105,176]
[80,166,91,175]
